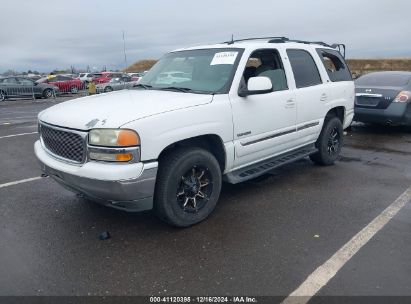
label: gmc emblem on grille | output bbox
[365,89,372,92]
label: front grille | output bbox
[40,124,85,163]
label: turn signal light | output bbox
[115,153,133,162]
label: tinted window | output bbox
[317,49,352,82]
[287,49,322,88]
[355,73,411,87]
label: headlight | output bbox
[89,129,140,147]
[88,129,140,162]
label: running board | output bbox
[224,144,317,184]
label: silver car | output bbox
[95,76,138,93]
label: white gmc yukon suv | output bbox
[35,37,355,227]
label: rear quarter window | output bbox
[316,49,352,82]
[287,49,322,88]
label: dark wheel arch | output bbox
[158,134,226,172]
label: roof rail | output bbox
[268,38,346,58]
[222,36,289,45]
[221,36,346,57]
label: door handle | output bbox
[320,93,328,101]
[285,99,295,108]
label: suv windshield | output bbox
[138,48,243,94]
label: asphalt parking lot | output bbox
[1,97,411,300]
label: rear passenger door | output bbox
[286,49,327,146]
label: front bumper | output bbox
[354,102,411,125]
[34,140,158,212]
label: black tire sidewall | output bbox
[0,91,5,102]
[43,89,52,98]
[155,148,222,227]
[316,117,343,165]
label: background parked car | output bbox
[0,76,58,101]
[127,72,146,81]
[37,75,84,94]
[77,73,94,83]
[95,75,139,93]
[92,72,124,84]
[354,71,411,126]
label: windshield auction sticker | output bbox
[210,52,238,65]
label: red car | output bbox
[92,72,124,84]
[37,75,84,94]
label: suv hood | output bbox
[39,89,213,130]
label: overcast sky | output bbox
[1,0,410,73]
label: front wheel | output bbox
[104,86,113,92]
[0,90,6,102]
[70,86,79,94]
[310,117,343,165]
[43,89,53,98]
[154,147,222,227]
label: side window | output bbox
[18,78,34,85]
[316,49,352,82]
[242,49,288,92]
[3,78,18,84]
[287,49,322,88]
[50,76,61,82]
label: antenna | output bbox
[227,34,234,45]
[122,30,128,73]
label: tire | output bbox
[310,117,343,166]
[70,86,79,94]
[154,147,222,227]
[104,86,113,92]
[43,89,53,99]
[0,90,5,102]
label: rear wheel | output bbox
[104,86,113,92]
[70,86,79,94]
[310,117,343,165]
[0,90,5,102]
[154,147,222,227]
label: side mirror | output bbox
[238,76,272,97]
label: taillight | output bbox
[393,91,411,103]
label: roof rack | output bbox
[222,36,289,45]
[221,36,346,57]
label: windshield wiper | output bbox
[133,84,152,89]
[158,86,192,93]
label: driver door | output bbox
[229,49,297,168]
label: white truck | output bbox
[35,37,355,227]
